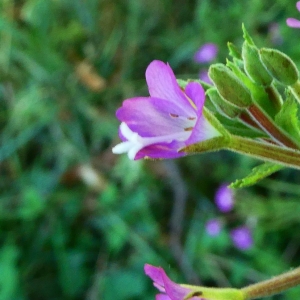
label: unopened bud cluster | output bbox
[204,26,300,150]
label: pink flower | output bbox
[215,184,234,213]
[286,1,300,28]
[144,264,204,300]
[230,226,253,250]
[199,69,212,84]
[205,219,222,236]
[112,60,220,160]
[194,43,218,64]
[268,23,283,45]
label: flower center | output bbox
[112,122,193,160]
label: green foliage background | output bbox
[1,0,300,299]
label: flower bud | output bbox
[207,88,241,119]
[242,42,272,86]
[208,63,252,108]
[259,48,299,85]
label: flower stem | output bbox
[228,135,300,170]
[247,104,299,149]
[241,266,300,299]
[239,111,264,131]
[264,84,283,113]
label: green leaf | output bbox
[18,187,45,220]
[0,244,19,300]
[0,125,42,162]
[275,91,300,141]
[242,23,255,46]
[101,269,147,299]
[236,194,300,230]
[230,162,283,189]
[227,42,242,60]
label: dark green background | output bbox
[1,0,300,299]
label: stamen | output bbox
[170,113,179,118]
[184,127,193,131]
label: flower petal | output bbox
[206,219,222,236]
[297,1,300,12]
[215,184,234,212]
[184,82,205,114]
[194,43,218,63]
[135,140,186,160]
[117,97,196,137]
[156,295,172,300]
[231,226,253,250]
[144,264,165,288]
[161,269,193,300]
[199,69,212,84]
[185,115,221,146]
[286,18,300,28]
[145,60,194,115]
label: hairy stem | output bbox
[247,104,299,149]
[228,135,300,170]
[264,84,283,113]
[241,266,300,299]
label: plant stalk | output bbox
[228,135,300,170]
[247,104,299,149]
[241,266,300,299]
[264,84,283,113]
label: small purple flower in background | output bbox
[194,43,218,64]
[286,1,300,28]
[230,226,253,250]
[112,60,221,160]
[144,264,203,300]
[215,184,234,213]
[199,69,212,84]
[268,23,283,45]
[205,219,222,236]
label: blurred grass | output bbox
[1,0,300,299]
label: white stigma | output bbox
[112,123,144,160]
[112,122,191,160]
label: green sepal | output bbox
[203,106,231,138]
[242,42,272,86]
[180,135,227,155]
[275,89,300,142]
[229,162,283,189]
[207,88,241,119]
[242,23,255,46]
[218,116,266,138]
[181,107,230,155]
[227,42,242,60]
[182,285,245,300]
[208,63,252,108]
[259,48,299,86]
